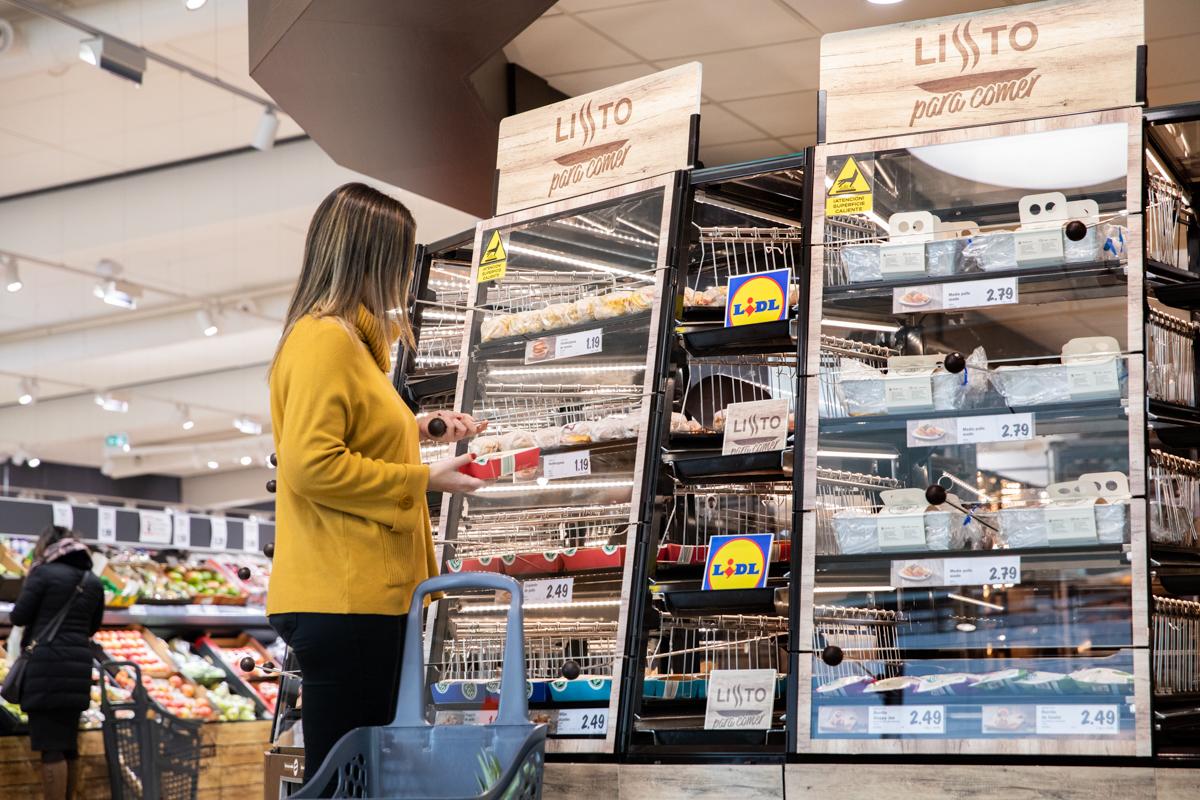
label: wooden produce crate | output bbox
[93,626,178,679]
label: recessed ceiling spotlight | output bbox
[239,455,253,466]
[184,0,208,9]
[3,256,21,293]
[206,460,219,470]
[27,457,41,468]
[197,306,219,337]
[867,0,904,4]
[78,35,146,84]
[17,378,37,406]
[252,107,279,151]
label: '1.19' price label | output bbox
[868,705,945,735]
[1036,704,1120,735]
[542,451,592,481]
[556,708,608,736]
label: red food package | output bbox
[459,447,540,480]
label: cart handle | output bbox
[393,572,528,728]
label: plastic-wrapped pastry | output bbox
[540,303,578,330]
[573,295,603,322]
[508,310,545,336]
[499,430,537,450]
[683,287,700,307]
[593,291,633,320]
[628,284,655,311]
[469,436,502,455]
[701,285,727,307]
[787,284,800,307]
[592,414,638,441]
[534,426,563,448]
[561,421,593,444]
[670,412,703,434]
[712,408,726,432]
[480,315,512,342]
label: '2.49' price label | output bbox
[1036,704,1120,735]
[556,708,608,736]
[867,705,945,735]
[523,577,573,605]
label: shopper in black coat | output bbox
[10,526,105,800]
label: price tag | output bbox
[542,451,591,480]
[877,514,926,551]
[52,502,74,529]
[126,605,147,616]
[524,328,602,364]
[1036,704,1119,735]
[138,510,172,545]
[943,276,1019,309]
[884,375,934,411]
[908,413,1034,449]
[1067,360,1120,399]
[879,241,926,276]
[556,708,609,736]
[523,577,573,605]
[867,705,945,735]
[210,518,228,550]
[243,520,261,553]
[172,512,191,548]
[944,556,1021,586]
[1015,228,1065,264]
[1045,504,1098,544]
[98,507,117,543]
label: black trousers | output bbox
[269,612,406,795]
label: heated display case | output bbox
[622,155,809,756]
[429,173,685,754]
[799,109,1151,756]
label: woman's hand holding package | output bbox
[419,411,487,443]
[428,453,485,494]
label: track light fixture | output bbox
[92,259,141,309]
[17,378,37,406]
[78,35,145,85]
[3,256,21,293]
[198,306,219,337]
[94,392,130,413]
[233,417,263,436]
[178,404,195,431]
[252,107,279,151]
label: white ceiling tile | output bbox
[699,138,791,167]
[547,64,660,96]
[0,129,49,158]
[657,40,820,102]
[0,148,121,197]
[504,14,641,76]
[558,0,662,11]
[780,0,1024,34]
[723,91,817,138]
[699,103,768,145]
[580,0,816,61]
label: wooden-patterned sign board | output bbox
[494,62,701,215]
[820,0,1143,143]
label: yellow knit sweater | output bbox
[266,306,435,616]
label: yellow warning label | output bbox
[825,155,872,216]
[478,230,507,283]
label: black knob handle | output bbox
[926,484,947,506]
[238,656,256,673]
[1064,219,1088,242]
[262,661,276,672]
[269,452,277,468]
[428,417,447,438]
[263,542,275,559]
[266,479,276,494]
[820,645,844,667]
[943,352,967,374]
[560,660,581,680]
[237,566,252,581]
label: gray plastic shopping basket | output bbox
[292,573,547,799]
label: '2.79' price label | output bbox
[556,708,608,736]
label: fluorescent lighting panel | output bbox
[821,317,900,333]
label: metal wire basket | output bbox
[292,573,547,799]
[99,660,204,800]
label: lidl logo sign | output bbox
[724,268,790,328]
[702,533,774,591]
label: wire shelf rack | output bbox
[813,468,903,556]
[454,502,632,560]
[1150,449,1200,549]
[1153,596,1200,695]
[433,618,619,682]
[811,605,904,683]
[687,226,803,308]
[1148,308,1198,407]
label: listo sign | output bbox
[909,19,1041,127]
[818,0,1142,142]
[549,97,634,197]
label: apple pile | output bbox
[94,630,171,676]
[144,674,214,721]
[168,566,242,600]
[254,680,278,712]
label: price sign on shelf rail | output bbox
[524,328,602,364]
[1036,704,1120,735]
[867,705,945,735]
[243,520,260,554]
[209,518,228,550]
[138,510,172,545]
[98,507,117,543]
[52,502,74,529]
[556,708,608,736]
[944,556,1021,587]
[523,577,573,605]
[892,276,1018,315]
[542,451,591,481]
[906,413,1034,449]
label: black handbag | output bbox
[1,572,88,703]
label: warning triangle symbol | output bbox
[828,157,870,196]
[481,231,507,264]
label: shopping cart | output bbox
[99,660,204,800]
[293,573,547,799]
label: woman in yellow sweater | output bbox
[267,183,484,793]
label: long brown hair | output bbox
[271,183,417,374]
